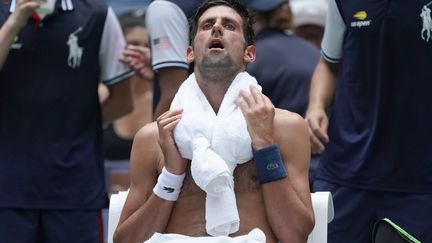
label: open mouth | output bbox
[209,39,224,49]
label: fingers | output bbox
[306,123,325,154]
[305,116,329,154]
[120,45,152,75]
[236,86,275,149]
[236,86,273,113]
[156,109,183,142]
[17,0,39,11]
[156,109,187,174]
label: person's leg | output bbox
[0,208,39,243]
[313,179,377,243]
[377,192,432,242]
[40,209,103,243]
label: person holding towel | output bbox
[114,0,314,242]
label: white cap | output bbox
[290,0,329,28]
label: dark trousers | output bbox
[0,208,103,243]
[313,179,432,243]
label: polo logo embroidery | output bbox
[163,186,175,193]
[266,162,279,171]
[420,1,432,42]
[67,27,84,68]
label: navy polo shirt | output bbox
[0,0,132,208]
[247,28,319,116]
[318,0,432,193]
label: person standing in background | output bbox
[306,0,432,242]
[245,0,319,117]
[244,0,320,189]
[290,0,328,49]
[0,0,133,241]
[101,9,154,194]
[145,0,203,119]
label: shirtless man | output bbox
[114,0,314,242]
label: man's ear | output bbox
[244,45,256,63]
[187,46,195,63]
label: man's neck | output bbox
[195,71,240,114]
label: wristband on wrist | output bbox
[153,167,186,201]
[253,144,288,184]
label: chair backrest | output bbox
[107,191,334,243]
[107,190,129,243]
[307,191,334,243]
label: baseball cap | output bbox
[244,0,286,12]
[290,0,328,27]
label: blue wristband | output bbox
[254,144,288,184]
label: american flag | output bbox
[153,36,171,51]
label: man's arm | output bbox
[263,111,314,242]
[237,87,314,242]
[0,0,38,69]
[304,0,345,154]
[304,57,338,154]
[114,110,187,243]
[153,67,188,119]
[101,79,133,123]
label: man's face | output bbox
[188,6,254,74]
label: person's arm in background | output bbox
[119,47,188,119]
[305,0,346,154]
[0,0,38,69]
[144,1,190,119]
[154,67,188,118]
[305,58,338,154]
[99,7,134,123]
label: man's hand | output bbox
[236,85,275,150]
[6,0,40,30]
[120,45,153,81]
[305,108,329,154]
[156,109,187,175]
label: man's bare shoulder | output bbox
[274,108,308,132]
[131,122,164,174]
[135,121,159,141]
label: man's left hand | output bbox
[236,85,275,150]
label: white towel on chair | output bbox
[170,72,261,236]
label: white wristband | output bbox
[153,167,186,201]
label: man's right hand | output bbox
[156,109,187,175]
[305,108,329,154]
[6,0,40,30]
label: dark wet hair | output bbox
[189,0,255,47]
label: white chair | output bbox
[307,191,334,243]
[107,191,334,243]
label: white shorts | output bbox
[145,0,190,70]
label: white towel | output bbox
[144,228,266,243]
[170,72,261,236]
